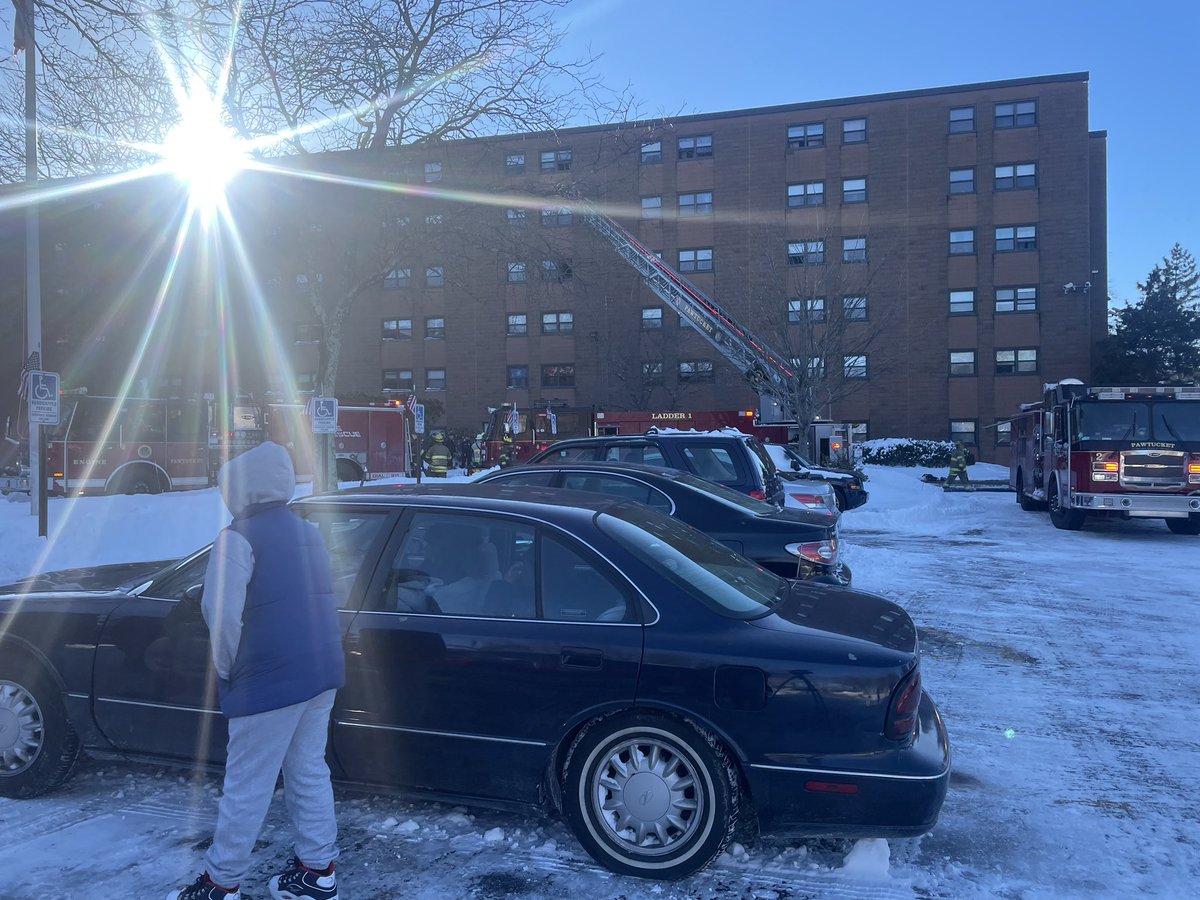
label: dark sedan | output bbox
[476,461,850,584]
[0,486,948,880]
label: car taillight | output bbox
[789,491,830,511]
[749,489,767,500]
[785,540,837,564]
[884,668,922,741]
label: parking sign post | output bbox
[27,371,59,538]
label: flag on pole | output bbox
[506,407,521,434]
[546,404,557,435]
[405,393,418,413]
[16,350,40,400]
[12,0,30,56]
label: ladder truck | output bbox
[583,209,804,424]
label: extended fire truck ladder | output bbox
[583,209,801,422]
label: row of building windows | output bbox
[949,225,1038,255]
[952,419,1014,448]
[787,296,869,322]
[787,237,868,265]
[949,348,1039,376]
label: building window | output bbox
[848,421,869,443]
[641,307,663,330]
[382,368,413,392]
[382,318,412,340]
[679,248,713,272]
[678,192,713,216]
[542,259,572,282]
[541,206,572,227]
[540,149,572,171]
[505,153,525,173]
[678,360,715,383]
[787,240,825,265]
[843,295,868,320]
[425,265,444,287]
[506,365,528,390]
[293,323,322,344]
[424,317,445,340]
[842,237,867,263]
[786,299,803,323]
[506,313,528,336]
[787,181,824,207]
[805,298,827,321]
[507,262,527,283]
[787,122,825,148]
[542,311,574,334]
[995,163,1038,191]
[424,162,442,183]
[995,348,1038,375]
[994,420,1013,447]
[678,134,713,159]
[641,196,662,219]
[296,371,318,391]
[995,286,1038,313]
[425,369,446,391]
[949,229,975,255]
[842,118,867,143]
[949,290,975,315]
[807,357,825,380]
[995,100,1037,129]
[383,268,411,289]
[950,420,977,445]
[842,177,867,204]
[949,350,977,376]
[949,168,975,194]
[642,361,664,385]
[506,207,526,225]
[843,355,868,379]
[995,225,1037,252]
[541,363,575,388]
[949,106,975,134]
[640,141,662,164]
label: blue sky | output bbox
[557,0,1199,306]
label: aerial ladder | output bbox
[583,208,802,422]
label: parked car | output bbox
[0,485,949,879]
[477,461,849,584]
[777,477,840,517]
[763,444,870,511]
[527,429,786,506]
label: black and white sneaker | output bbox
[166,872,241,900]
[268,857,338,900]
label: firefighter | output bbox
[469,435,485,472]
[422,429,453,477]
[498,431,516,468]
[946,441,971,486]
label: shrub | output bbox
[861,438,959,467]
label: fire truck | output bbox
[479,403,595,467]
[1009,380,1200,533]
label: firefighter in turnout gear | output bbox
[423,429,453,477]
[946,442,971,486]
[498,431,516,468]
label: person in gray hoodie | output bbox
[169,440,344,900]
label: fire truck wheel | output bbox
[107,466,163,496]
[1047,477,1085,530]
[336,458,365,484]
[1015,470,1045,511]
[1165,515,1200,535]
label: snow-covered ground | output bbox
[2,464,1198,898]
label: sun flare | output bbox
[161,94,248,213]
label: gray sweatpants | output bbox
[204,689,339,888]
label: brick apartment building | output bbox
[2,72,1106,461]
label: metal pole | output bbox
[22,0,43,524]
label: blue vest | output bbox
[220,501,345,717]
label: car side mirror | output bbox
[183,583,204,605]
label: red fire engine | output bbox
[253,401,411,484]
[479,403,594,466]
[1009,380,1200,533]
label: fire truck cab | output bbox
[1010,380,1200,532]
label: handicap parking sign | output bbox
[28,371,60,426]
[311,397,338,434]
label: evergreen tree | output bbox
[1098,244,1200,383]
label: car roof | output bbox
[484,460,692,483]
[302,482,630,519]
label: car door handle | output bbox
[561,647,603,669]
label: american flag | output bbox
[16,350,40,401]
[405,393,418,413]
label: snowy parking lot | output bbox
[2,464,1198,898]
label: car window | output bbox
[680,445,740,484]
[598,504,785,619]
[672,471,776,513]
[744,438,779,478]
[561,473,672,512]
[535,445,596,463]
[146,550,211,600]
[541,534,631,623]
[483,470,558,487]
[373,511,536,618]
[603,443,667,466]
[300,508,391,608]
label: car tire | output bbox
[832,489,847,512]
[0,662,81,798]
[1016,469,1045,511]
[563,711,740,880]
[1047,477,1085,531]
[1166,514,1200,535]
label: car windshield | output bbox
[672,470,778,514]
[598,503,786,619]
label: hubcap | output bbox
[591,737,702,854]
[0,681,45,775]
